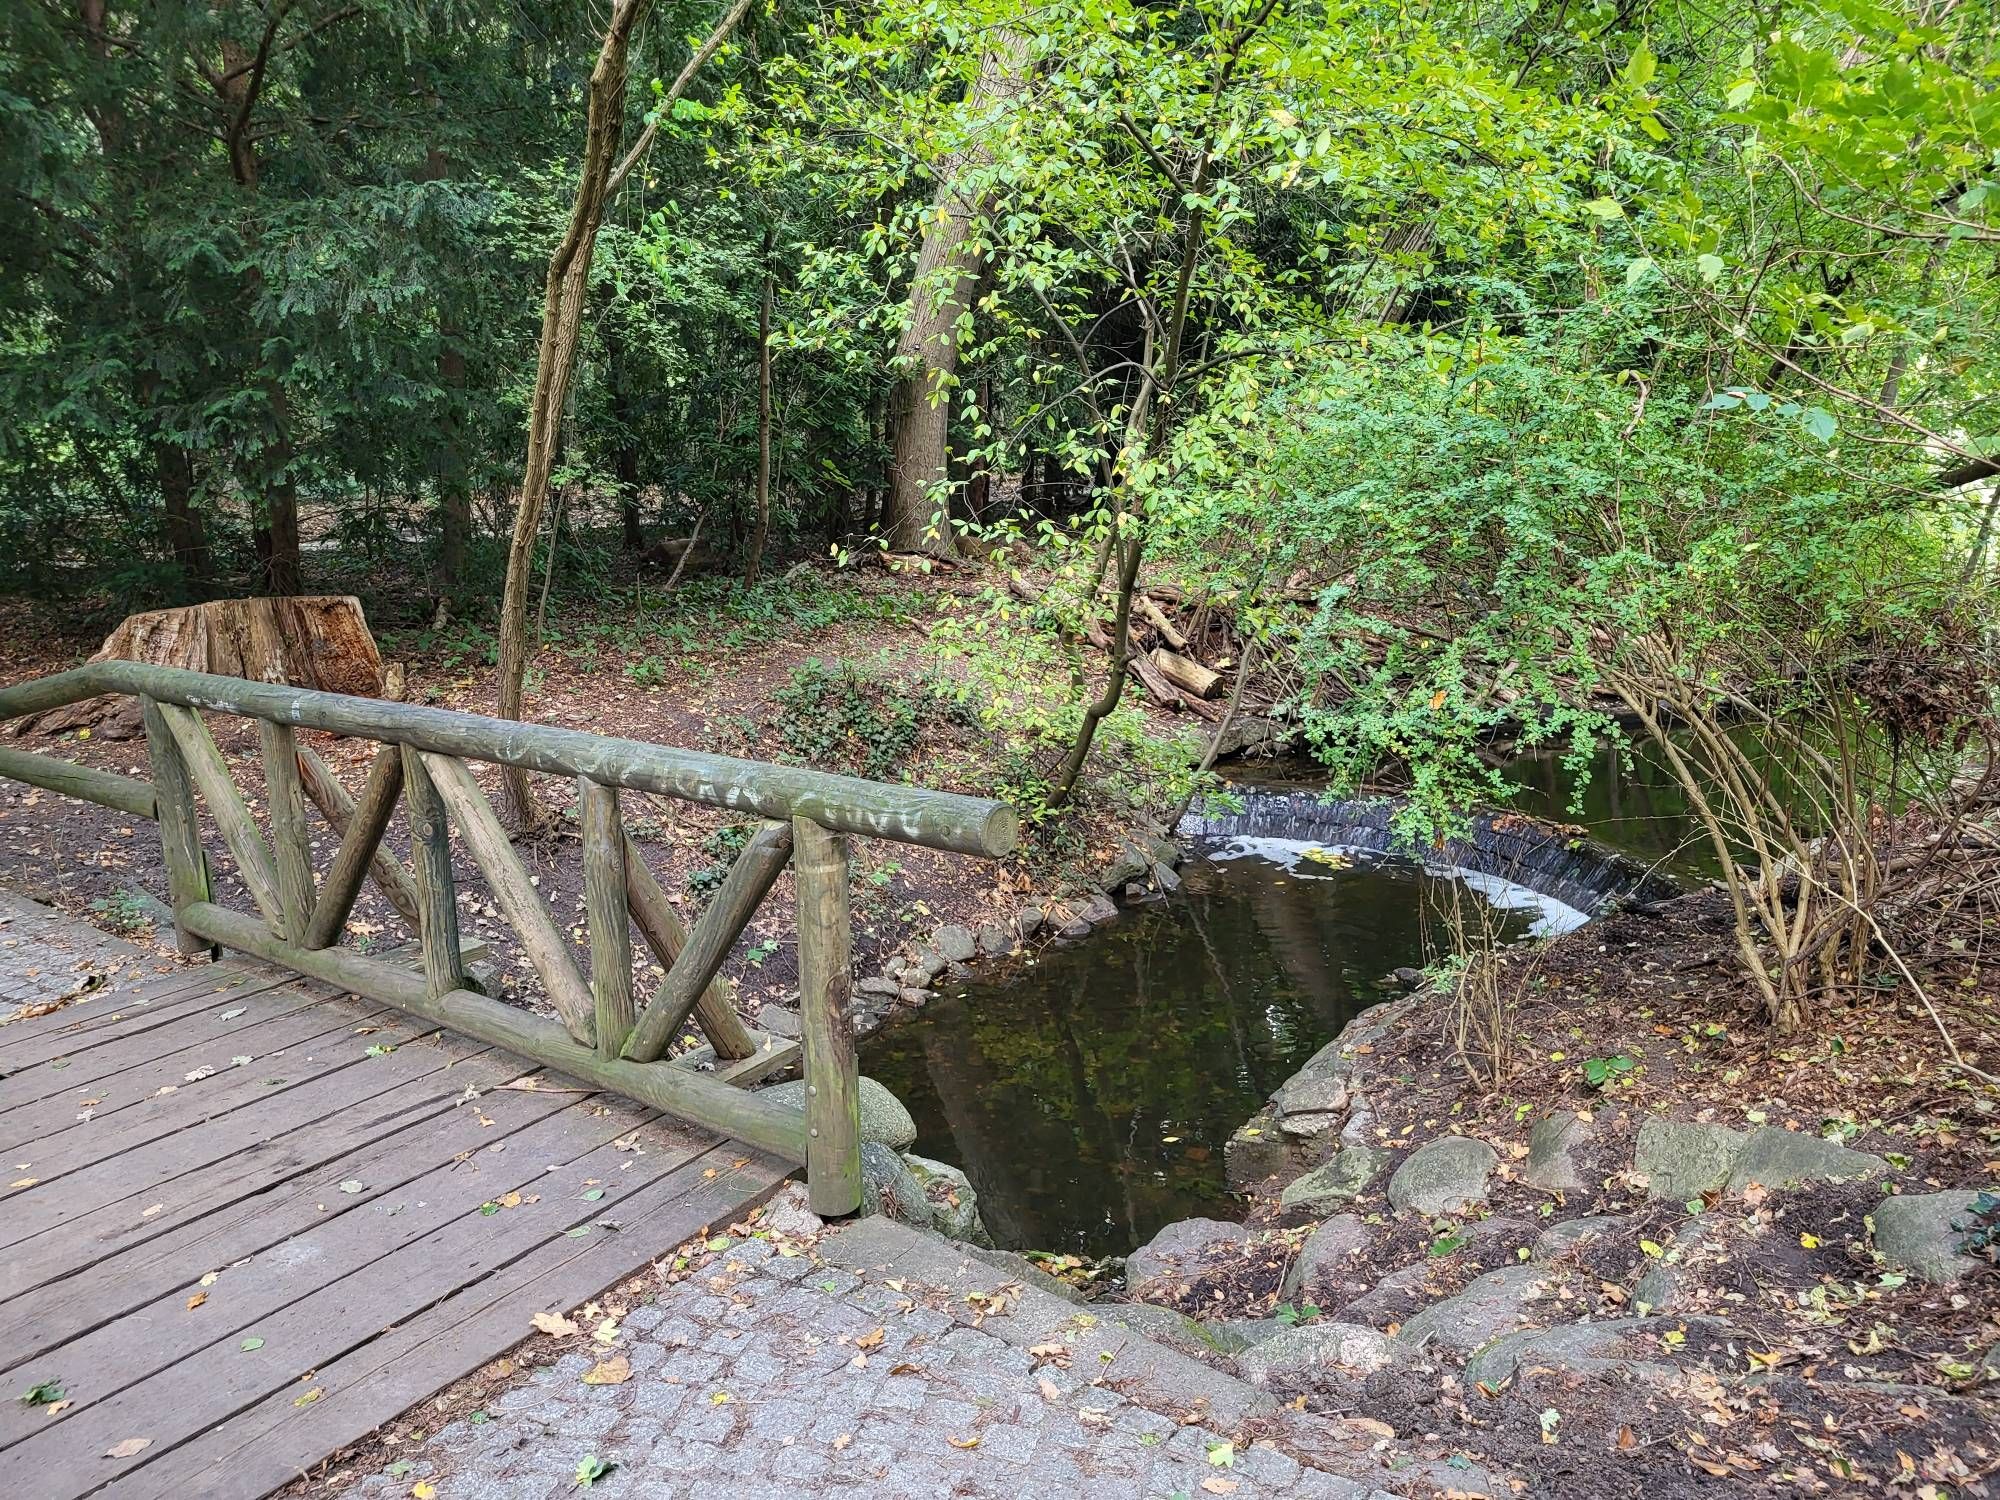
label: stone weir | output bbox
[1180,788,1681,918]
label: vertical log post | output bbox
[141,697,212,956]
[301,744,406,950]
[581,777,635,1058]
[792,816,861,1217]
[257,720,315,943]
[400,745,468,998]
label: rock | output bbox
[859,1142,929,1223]
[1015,904,1044,937]
[1633,1264,1679,1314]
[1339,1096,1376,1146]
[1282,1214,1370,1301]
[1275,1074,1350,1119]
[1280,1147,1391,1213]
[1523,1111,1592,1193]
[897,987,930,1008]
[907,950,946,984]
[756,1004,801,1039]
[962,1246,1085,1304]
[1236,1322,1395,1385]
[856,976,902,998]
[1278,1112,1342,1141]
[1874,1190,1993,1284]
[974,923,1011,956]
[1125,1217,1251,1288]
[1981,1339,2000,1383]
[904,1154,989,1245]
[756,1182,823,1239]
[1343,1263,1437,1328]
[1058,917,1092,940]
[1726,1126,1886,1193]
[1081,893,1120,925]
[1452,1215,1541,1267]
[1533,1214,1627,1260]
[1634,1119,1747,1201]
[933,925,978,963]
[1389,966,1424,990]
[1107,1302,1241,1356]
[1225,1112,1293,1190]
[1387,1136,1498,1215]
[1464,1319,1685,1390]
[762,1076,917,1149]
[1152,861,1182,893]
[1215,1317,1284,1348]
[1396,1264,1551,1354]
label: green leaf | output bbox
[1725,78,1758,108]
[1582,197,1625,220]
[1624,42,1657,90]
[582,1188,605,1202]
[1696,253,1726,284]
[1800,408,1837,442]
[20,1381,64,1406]
[240,1336,265,1352]
[1624,257,1656,288]
[575,1455,614,1488]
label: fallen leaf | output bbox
[8,1178,36,1190]
[948,1435,980,1450]
[856,1327,885,1350]
[199,1271,220,1287]
[293,1388,322,1407]
[530,1311,580,1338]
[106,1438,152,1459]
[831,1433,852,1452]
[581,1356,631,1386]
[186,1291,207,1310]
[141,1203,163,1218]
[240,1337,265,1352]
[1201,1480,1238,1495]
[338,1180,364,1195]
[1207,1440,1235,1467]
[412,1484,437,1500]
[45,1400,71,1417]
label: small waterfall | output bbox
[1179,788,1679,927]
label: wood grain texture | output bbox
[793,815,861,1217]
[580,777,635,1057]
[157,701,284,928]
[300,743,407,948]
[421,752,595,1045]
[623,833,755,1059]
[0,746,155,820]
[256,719,316,942]
[398,746,467,999]
[140,697,212,954]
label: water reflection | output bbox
[862,853,1542,1257]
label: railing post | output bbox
[141,697,212,957]
[792,816,861,1217]
[257,721,315,943]
[580,777,635,1058]
[400,745,467,998]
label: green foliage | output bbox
[771,658,968,781]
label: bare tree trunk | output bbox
[882,36,1026,556]
[156,437,211,597]
[746,229,775,582]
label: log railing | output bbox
[0,661,1018,1215]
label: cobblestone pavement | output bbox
[0,886,153,1012]
[330,1225,1398,1500]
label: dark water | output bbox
[862,849,1549,1257]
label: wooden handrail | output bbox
[0,658,1020,1219]
[0,661,1018,856]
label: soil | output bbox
[1132,885,2000,1496]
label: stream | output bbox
[862,745,1724,1258]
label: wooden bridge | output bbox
[0,661,1016,1498]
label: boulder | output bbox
[1015,904,1045,937]
[897,987,930,1008]
[1523,1111,1593,1193]
[756,1004,802,1040]
[1280,1147,1391,1213]
[1634,1119,1746,1201]
[756,1182,823,1239]
[1235,1322,1395,1385]
[1396,1264,1551,1354]
[1341,1262,1438,1328]
[1106,1302,1241,1357]
[974,923,1012,956]
[904,1153,989,1245]
[1225,1111,1294,1190]
[856,976,902,998]
[1152,861,1182,893]
[1452,1215,1541,1267]
[1275,1074,1350,1120]
[1533,1214,1628,1261]
[933,925,978,963]
[860,1142,930,1223]
[963,1246,1084,1304]
[1726,1126,1885,1193]
[1081,893,1120,925]
[1387,1136,1498,1215]
[1464,1319,1685,1390]
[762,1076,917,1149]
[1873,1190,1993,1284]
[1282,1214,1370,1301]
[1125,1217,1251,1288]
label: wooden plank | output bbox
[421,752,596,1045]
[677,1029,801,1088]
[300,744,406,948]
[0,1004,414,1183]
[296,743,421,931]
[0,661,1021,856]
[0,1049,557,1363]
[142,697,211,954]
[398,746,467,999]
[0,1029,507,1303]
[0,976,321,1107]
[0,745,155,820]
[181,901,810,1166]
[0,960,267,1054]
[0,1091,687,1452]
[0,1128,737,1498]
[0,992,394,1156]
[256,719,316,943]
[623,832,756,1059]
[156,702,284,928]
[580,777,635,1057]
[622,819,791,1064]
[99,1146,786,1500]
[794,816,862,1216]
[0,1018,485,1255]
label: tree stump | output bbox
[15,596,386,740]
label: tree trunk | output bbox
[882,36,1026,556]
[746,230,775,582]
[156,437,212,597]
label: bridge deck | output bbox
[0,890,787,1500]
